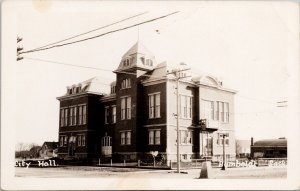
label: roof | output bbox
[78,77,106,94]
[253,138,287,147]
[42,142,58,150]
[115,41,157,72]
[122,41,155,59]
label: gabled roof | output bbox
[41,142,58,150]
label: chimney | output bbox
[251,137,254,146]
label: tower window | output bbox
[123,58,130,67]
[121,79,131,89]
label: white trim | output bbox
[142,78,167,86]
[148,92,161,96]
[147,128,161,131]
[119,130,132,133]
[120,95,130,98]
[143,123,166,127]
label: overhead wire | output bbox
[19,11,179,55]
[27,12,148,52]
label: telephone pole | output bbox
[168,64,190,173]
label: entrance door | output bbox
[200,132,213,157]
[68,136,76,157]
[68,142,75,156]
[101,136,112,156]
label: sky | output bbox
[3,0,299,146]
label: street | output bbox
[15,166,287,179]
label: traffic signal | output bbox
[17,36,23,61]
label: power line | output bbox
[24,57,112,72]
[28,12,148,52]
[23,57,168,80]
[19,11,179,55]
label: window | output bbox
[111,85,116,94]
[78,135,81,146]
[64,136,68,146]
[59,136,65,146]
[180,95,192,118]
[149,131,154,145]
[126,97,131,119]
[112,106,116,123]
[73,107,77,125]
[78,105,82,125]
[126,131,131,145]
[149,93,161,118]
[123,58,130,67]
[149,95,154,118]
[69,106,77,126]
[121,98,126,120]
[224,102,229,123]
[105,107,109,124]
[121,97,131,120]
[180,131,188,144]
[220,102,224,122]
[216,101,229,123]
[155,94,160,118]
[64,108,68,126]
[120,131,131,145]
[216,102,220,121]
[148,130,161,145]
[82,135,86,146]
[82,105,87,124]
[155,130,160,145]
[70,107,73,125]
[121,132,126,145]
[121,79,131,89]
[179,130,193,144]
[187,96,192,118]
[77,105,86,125]
[60,109,64,127]
[217,133,229,146]
[188,131,193,144]
[78,134,85,146]
[210,101,214,120]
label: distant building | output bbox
[39,142,58,159]
[236,140,251,158]
[57,42,237,162]
[250,138,287,158]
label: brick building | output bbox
[57,42,236,162]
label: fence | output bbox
[95,158,209,169]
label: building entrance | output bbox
[101,135,112,156]
[200,131,213,157]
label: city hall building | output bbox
[57,42,237,162]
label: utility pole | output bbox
[221,134,226,170]
[17,36,23,61]
[168,64,190,173]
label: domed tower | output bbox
[113,41,157,160]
